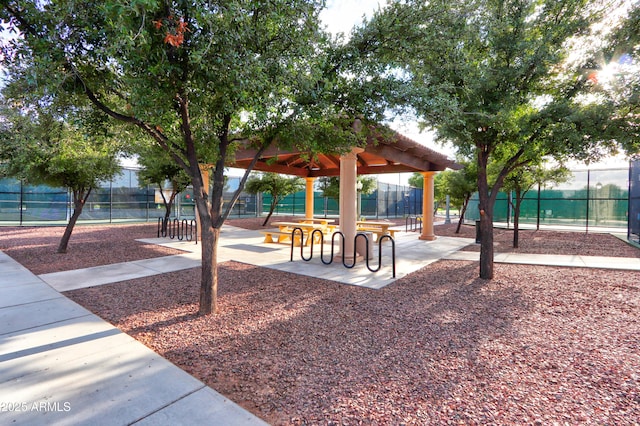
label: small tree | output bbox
[0,106,121,253]
[245,173,305,226]
[318,175,376,205]
[408,172,423,189]
[502,164,571,248]
[137,146,191,231]
[437,162,478,233]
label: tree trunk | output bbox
[513,189,522,249]
[163,191,178,233]
[477,151,494,280]
[262,197,279,226]
[455,196,471,234]
[198,212,219,315]
[58,188,91,254]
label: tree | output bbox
[408,172,423,189]
[0,104,121,253]
[318,175,376,218]
[1,1,367,315]
[245,173,305,226]
[137,145,191,232]
[438,161,478,233]
[502,163,571,248]
[318,175,377,200]
[354,0,637,279]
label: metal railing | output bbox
[405,216,422,233]
[289,227,396,278]
[157,217,198,243]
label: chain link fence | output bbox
[464,167,630,232]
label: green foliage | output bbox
[0,0,379,313]
[356,0,635,278]
[245,172,305,225]
[318,175,377,201]
[436,161,477,209]
[502,163,572,198]
[137,145,191,194]
[0,104,121,190]
[408,173,423,189]
[245,172,305,199]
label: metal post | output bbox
[536,183,541,231]
[585,170,590,233]
[445,194,451,224]
[507,191,512,229]
[19,180,23,226]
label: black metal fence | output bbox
[629,160,640,244]
[0,169,257,225]
[263,183,422,219]
[464,167,630,232]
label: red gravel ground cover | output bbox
[2,220,640,425]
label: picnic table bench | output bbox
[356,221,396,242]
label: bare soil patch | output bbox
[2,219,639,424]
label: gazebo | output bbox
[231,126,460,259]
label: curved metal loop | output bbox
[289,229,395,278]
[290,227,305,261]
[305,229,325,261]
[375,235,396,277]
[344,233,367,269]
[318,231,343,265]
[170,218,179,240]
[180,219,189,241]
[182,219,193,241]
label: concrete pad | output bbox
[577,255,640,270]
[0,281,63,308]
[0,316,123,381]
[443,251,479,261]
[130,254,201,274]
[0,254,43,288]
[0,298,93,336]
[0,336,206,426]
[499,253,587,267]
[135,386,269,426]
[39,262,162,291]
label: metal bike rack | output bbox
[157,217,198,244]
[405,216,422,233]
[290,227,396,278]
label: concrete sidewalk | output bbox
[444,250,640,270]
[0,251,268,426]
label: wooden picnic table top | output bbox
[296,218,336,224]
[356,220,394,227]
[271,221,326,229]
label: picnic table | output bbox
[356,220,396,241]
[261,221,328,246]
[297,218,337,232]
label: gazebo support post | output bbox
[419,171,437,241]
[337,147,365,261]
[305,177,315,220]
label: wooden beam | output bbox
[237,161,311,177]
[366,144,436,171]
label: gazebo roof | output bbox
[231,128,460,177]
